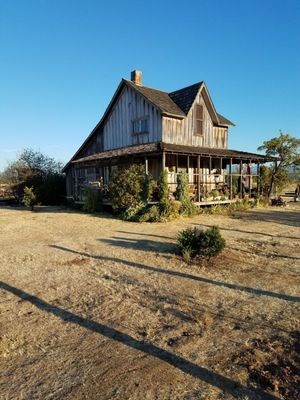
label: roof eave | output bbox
[161,112,185,119]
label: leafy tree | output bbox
[258,132,300,197]
[22,186,37,210]
[0,149,65,204]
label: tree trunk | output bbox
[268,161,279,198]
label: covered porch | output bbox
[70,142,272,204]
[159,143,273,204]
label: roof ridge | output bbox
[123,79,169,94]
[169,81,203,95]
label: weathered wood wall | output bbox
[78,85,162,159]
[162,90,228,149]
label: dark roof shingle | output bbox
[125,80,185,118]
[73,142,274,164]
[169,82,203,114]
[217,113,235,126]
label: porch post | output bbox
[220,157,223,190]
[257,162,261,195]
[229,158,233,200]
[249,160,252,198]
[240,160,243,196]
[197,155,201,202]
[145,156,149,175]
[176,154,178,172]
[74,166,78,199]
[209,156,212,192]
[162,151,166,170]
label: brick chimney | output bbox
[131,70,142,85]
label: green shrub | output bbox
[177,225,225,259]
[175,171,198,216]
[22,186,37,210]
[121,201,145,221]
[175,171,190,203]
[211,189,219,199]
[135,205,161,222]
[82,187,102,213]
[158,169,169,203]
[109,164,145,211]
[143,174,156,202]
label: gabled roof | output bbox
[124,80,185,118]
[169,82,203,114]
[62,77,235,172]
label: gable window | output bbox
[194,104,204,135]
[132,117,148,134]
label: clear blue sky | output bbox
[1,0,299,171]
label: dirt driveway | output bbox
[0,204,299,400]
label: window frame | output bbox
[132,116,149,135]
[194,104,204,136]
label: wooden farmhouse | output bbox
[63,70,272,204]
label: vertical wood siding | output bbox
[162,91,228,149]
[78,85,162,159]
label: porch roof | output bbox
[161,143,276,162]
[72,143,161,164]
[72,142,275,165]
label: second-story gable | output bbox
[163,82,231,149]
[76,82,163,160]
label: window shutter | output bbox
[195,104,204,135]
[196,104,203,120]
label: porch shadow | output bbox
[49,245,300,303]
[0,281,279,400]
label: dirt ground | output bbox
[0,202,299,400]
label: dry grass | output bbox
[0,203,299,400]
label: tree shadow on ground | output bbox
[116,231,172,240]
[97,237,178,255]
[0,205,115,218]
[0,281,279,400]
[194,224,300,241]
[49,245,300,303]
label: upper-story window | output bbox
[132,117,148,134]
[194,104,204,135]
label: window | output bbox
[194,104,204,135]
[132,117,148,134]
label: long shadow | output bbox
[195,224,300,241]
[116,231,172,240]
[0,281,279,400]
[98,237,178,255]
[229,246,300,261]
[50,245,300,303]
[234,209,300,228]
[0,205,115,219]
